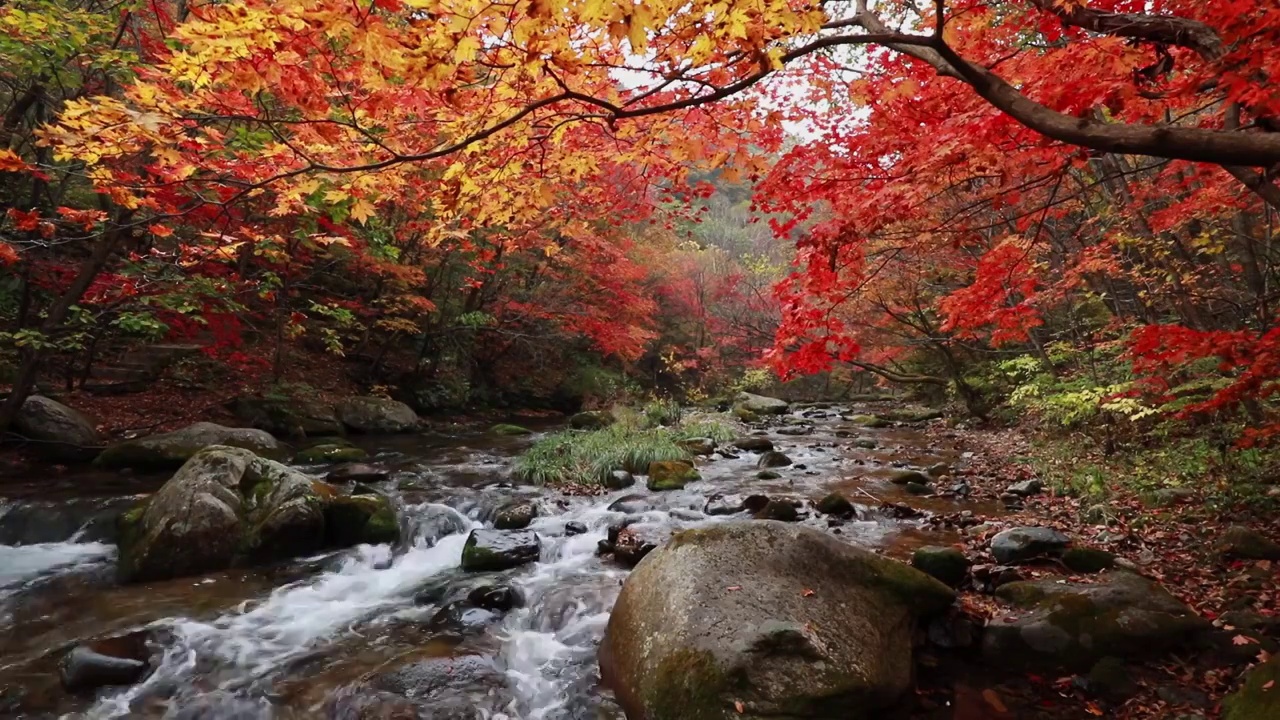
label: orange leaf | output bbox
[725,586,741,592]
[802,588,815,597]
[734,700,744,713]
[1264,680,1276,690]
[982,688,1007,714]
[1086,701,1104,716]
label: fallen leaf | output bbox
[726,586,741,592]
[1233,634,1259,646]
[734,700,744,713]
[802,588,815,597]
[1264,680,1276,690]
[982,688,1007,714]
[1085,701,1104,716]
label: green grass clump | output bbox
[643,398,683,427]
[514,425,692,487]
[676,420,736,443]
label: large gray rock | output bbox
[599,521,955,719]
[984,572,1209,670]
[990,526,1071,564]
[96,422,285,472]
[228,396,343,438]
[734,392,789,415]
[460,529,540,571]
[335,397,420,434]
[115,446,396,582]
[326,655,510,720]
[13,395,102,460]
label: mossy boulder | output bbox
[323,492,400,547]
[911,546,971,587]
[732,437,774,453]
[816,492,855,516]
[983,572,1209,670]
[1224,655,1280,720]
[879,407,944,423]
[1062,547,1116,574]
[460,529,540,571]
[569,410,613,430]
[115,446,401,583]
[96,422,286,473]
[599,521,955,720]
[228,396,343,438]
[490,423,533,436]
[732,404,761,423]
[335,397,420,434]
[734,392,789,415]
[13,395,102,461]
[887,469,931,486]
[846,414,891,429]
[678,437,717,456]
[494,501,538,530]
[293,442,368,464]
[647,460,700,491]
[1216,526,1280,561]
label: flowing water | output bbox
[0,403,986,719]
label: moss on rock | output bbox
[294,443,368,464]
[1225,655,1280,720]
[648,460,700,491]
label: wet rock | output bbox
[776,425,812,436]
[1224,654,1280,720]
[116,446,349,582]
[950,480,972,498]
[984,572,1209,669]
[324,494,401,547]
[733,405,761,423]
[296,442,369,464]
[647,460,699,491]
[460,529,540,571]
[229,396,343,438]
[13,395,102,461]
[613,524,672,567]
[852,438,878,449]
[96,422,286,472]
[904,482,931,496]
[467,584,525,612]
[815,492,854,516]
[1216,525,1280,561]
[335,397,420,434]
[325,687,422,720]
[678,437,716,455]
[926,612,978,649]
[1085,656,1137,701]
[361,655,508,717]
[926,463,951,478]
[743,495,772,514]
[911,546,970,587]
[407,504,470,547]
[735,392,789,415]
[887,469,931,485]
[1005,479,1044,497]
[716,449,740,460]
[756,470,782,480]
[0,496,138,545]
[732,437,774,453]
[753,500,799,522]
[1062,547,1116,574]
[60,632,152,692]
[599,522,955,719]
[670,508,705,522]
[327,463,390,484]
[757,451,792,469]
[489,423,532,436]
[428,602,498,633]
[845,414,891,428]
[569,410,613,430]
[493,502,537,530]
[971,564,1024,592]
[605,470,636,490]
[564,521,589,536]
[704,495,746,516]
[608,494,656,514]
[990,526,1071,564]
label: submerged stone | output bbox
[460,529,540,572]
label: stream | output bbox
[0,402,987,719]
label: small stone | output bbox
[852,438,878,449]
[776,426,812,436]
[564,521,589,536]
[951,481,972,498]
[743,495,771,514]
[756,470,782,480]
[59,634,152,693]
[888,469,931,485]
[1062,547,1116,574]
[926,463,951,478]
[905,482,931,495]
[1006,479,1044,497]
[326,463,390,484]
[607,494,655,514]
[677,437,716,455]
[467,584,525,612]
[460,529,540,572]
[1149,487,1196,506]
[732,437,774,453]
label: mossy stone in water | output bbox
[294,443,368,464]
[460,529,540,571]
[647,460,699,491]
[490,423,533,436]
[756,470,782,480]
[323,494,400,547]
[816,492,855,516]
[847,414,891,429]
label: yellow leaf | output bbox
[350,198,376,224]
[324,189,350,203]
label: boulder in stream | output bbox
[13,395,102,461]
[493,501,537,530]
[990,526,1071,564]
[599,521,955,719]
[984,571,1209,670]
[647,460,699,491]
[677,437,717,455]
[815,492,855,516]
[731,437,774,453]
[97,422,286,472]
[460,529,540,571]
[59,631,154,692]
[911,546,971,588]
[115,446,396,582]
[757,451,792,469]
[886,469,931,486]
[734,392,789,415]
[295,441,368,464]
[326,462,390,484]
[335,397,420,434]
[605,470,636,490]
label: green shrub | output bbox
[514,424,692,487]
